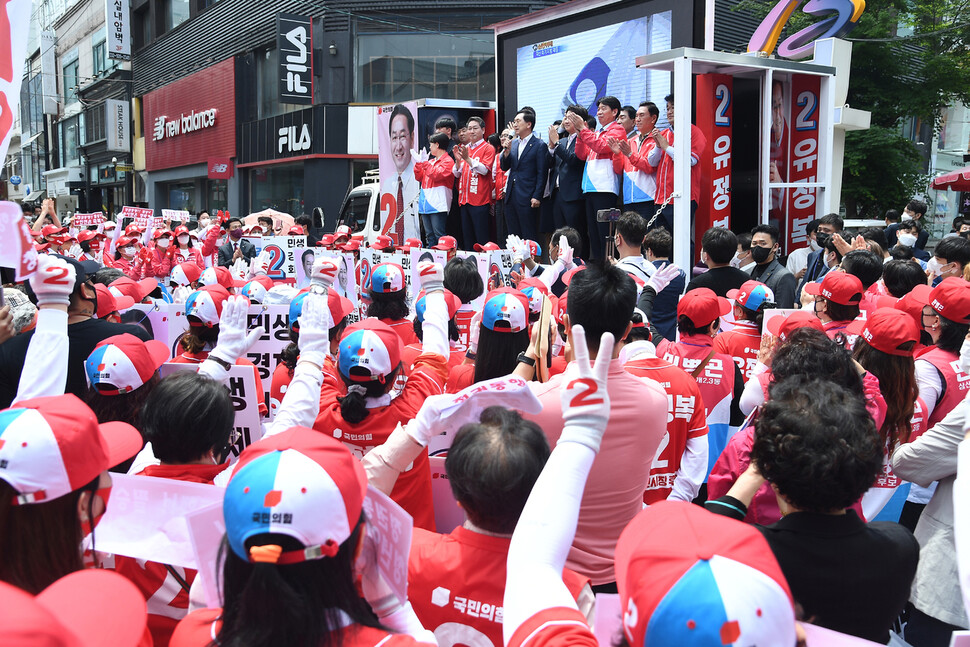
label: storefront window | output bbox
[251,163,303,215]
[164,0,190,32]
[356,33,495,102]
[207,179,227,211]
[167,181,196,212]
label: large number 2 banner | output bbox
[695,74,733,242]
[786,74,820,255]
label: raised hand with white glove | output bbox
[200,295,263,381]
[310,257,341,292]
[467,309,482,357]
[249,250,271,277]
[296,291,332,367]
[961,333,970,376]
[29,255,77,308]
[645,262,682,295]
[559,325,613,453]
[416,261,448,356]
[229,257,248,281]
[539,234,575,291]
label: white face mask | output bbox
[123,246,136,256]
[897,233,917,248]
[156,239,170,249]
[809,238,821,252]
[730,252,742,268]
[199,218,210,229]
[926,257,945,277]
[901,212,914,222]
[700,251,709,266]
[178,235,190,245]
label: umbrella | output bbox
[931,166,970,191]
[244,209,295,236]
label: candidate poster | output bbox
[294,247,359,307]
[786,74,821,255]
[515,12,672,130]
[377,101,420,245]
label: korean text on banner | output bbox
[106,0,131,61]
[786,74,821,254]
[0,0,33,164]
[0,202,39,280]
[122,206,156,228]
[250,235,307,283]
[244,304,291,419]
[361,485,414,608]
[695,74,733,236]
[161,209,191,221]
[73,212,106,227]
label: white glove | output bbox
[961,335,970,376]
[418,148,430,163]
[646,262,681,294]
[171,285,192,304]
[230,258,248,280]
[310,257,341,291]
[297,292,332,357]
[557,235,574,267]
[29,255,77,307]
[209,295,263,365]
[68,243,83,259]
[467,309,482,354]
[558,325,613,453]
[417,261,444,293]
[506,234,527,261]
[250,250,271,277]
[405,375,543,447]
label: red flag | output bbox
[0,201,39,279]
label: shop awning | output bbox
[931,166,970,191]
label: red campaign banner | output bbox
[0,201,38,279]
[786,74,821,253]
[694,74,733,247]
[121,206,155,228]
[73,212,106,227]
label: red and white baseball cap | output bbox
[317,234,335,248]
[2,569,148,647]
[481,288,530,333]
[334,225,352,239]
[338,319,403,382]
[370,262,406,294]
[928,276,970,323]
[677,288,732,328]
[526,239,541,258]
[200,266,247,290]
[77,230,105,244]
[124,224,145,236]
[433,235,458,251]
[371,235,395,251]
[173,225,190,237]
[727,280,775,311]
[414,289,462,322]
[185,285,231,327]
[85,334,170,395]
[224,428,367,564]
[766,311,825,341]
[474,242,501,252]
[339,240,361,252]
[93,284,135,319]
[847,307,920,357]
[116,236,138,249]
[151,229,172,240]
[402,238,423,252]
[288,290,355,334]
[517,277,551,315]
[103,221,117,231]
[240,275,275,303]
[41,225,68,238]
[109,276,158,303]
[616,501,796,647]
[0,394,142,504]
[554,290,569,326]
[804,271,863,306]
[170,261,203,287]
[288,225,305,235]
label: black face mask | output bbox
[815,232,830,249]
[751,246,772,264]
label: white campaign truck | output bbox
[336,169,382,245]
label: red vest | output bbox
[921,346,970,426]
[457,140,495,206]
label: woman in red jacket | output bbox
[171,225,206,271]
[108,236,146,281]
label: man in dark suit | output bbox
[686,227,751,296]
[749,224,797,308]
[218,217,257,267]
[547,105,587,238]
[796,212,842,300]
[500,110,549,241]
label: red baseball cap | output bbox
[881,284,932,329]
[403,238,423,250]
[152,229,172,240]
[200,266,247,289]
[928,276,970,323]
[85,334,171,395]
[554,290,569,326]
[94,284,135,319]
[170,261,203,287]
[1,569,148,647]
[77,230,105,243]
[0,394,142,504]
[371,235,395,251]
[804,271,863,306]
[562,266,585,286]
[339,240,361,252]
[334,225,352,239]
[766,311,825,341]
[41,225,67,238]
[616,501,795,647]
[124,224,145,236]
[677,288,732,328]
[474,242,501,252]
[116,236,138,248]
[432,235,458,251]
[109,276,158,303]
[317,234,335,248]
[109,276,157,302]
[338,319,403,382]
[173,225,189,237]
[727,280,775,311]
[847,307,920,357]
[288,225,306,235]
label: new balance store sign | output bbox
[277,13,314,105]
[209,158,234,179]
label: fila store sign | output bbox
[152,108,218,141]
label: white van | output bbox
[336,169,382,244]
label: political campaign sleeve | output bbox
[667,434,708,503]
[265,360,325,438]
[12,307,68,405]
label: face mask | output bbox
[751,246,772,264]
[80,484,112,537]
[901,212,914,222]
[123,246,135,256]
[898,233,917,248]
[229,229,243,240]
[700,251,708,266]
[825,253,838,269]
[809,238,821,252]
[156,239,170,249]
[178,235,190,245]
[730,252,743,268]
[926,257,943,277]
[199,218,210,229]
[815,232,831,250]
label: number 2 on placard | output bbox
[43,266,70,285]
[265,245,285,280]
[567,377,603,408]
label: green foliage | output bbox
[841,126,929,219]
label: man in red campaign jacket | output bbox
[715,280,775,380]
[620,310,709,504]
[408,408,592,647]
[804,270,864,347]
[655,288,744,475]
[453,116,495,251]
[912,277,970,426]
